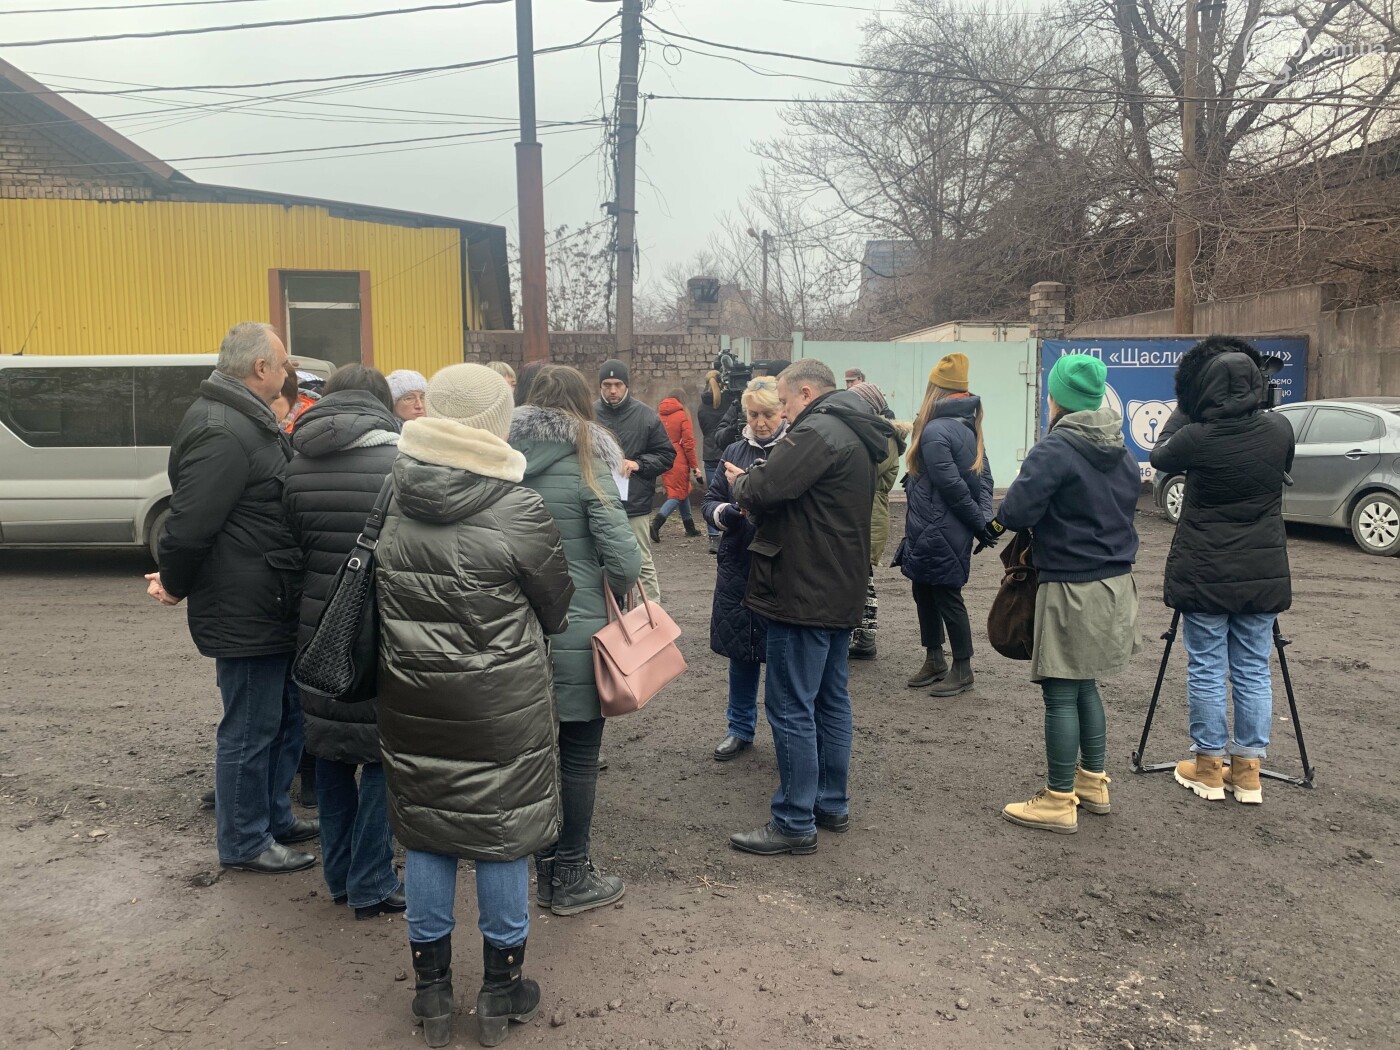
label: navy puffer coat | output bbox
[895,395,994,588]
[702,424,787,663]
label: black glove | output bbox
[973,517,1006,554]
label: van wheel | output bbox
[1350,492,1400,557]
[148,507,171,563]
[1162,475,1185,526]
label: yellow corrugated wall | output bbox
[0,198,474,374]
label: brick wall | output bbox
[464,330,722,411]
[0,98,157,201]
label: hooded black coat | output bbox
[1151,351,1295,614]
[283,390,401,766]
[731,390,895,630]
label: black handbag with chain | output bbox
[292,477,394,703]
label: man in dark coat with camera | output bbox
[1150,335,1295,806]
[145,321,316,875]
[595,359,675,602]
[724,360,895,856]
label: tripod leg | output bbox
[1272,619,1315,786]
[1132,610,1181,771]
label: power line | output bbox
[3,0,285,14]
[2,20,618,96]
[2,0,510,48]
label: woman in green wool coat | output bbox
[508,364,642,917]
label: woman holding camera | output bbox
[1150,337,1295,806]
[895,353,994,697]
[984,354,1141,834]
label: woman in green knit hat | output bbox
[979,354,1142,833]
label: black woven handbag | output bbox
[292,477,394,703]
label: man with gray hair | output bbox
[723,358,895,855]
[145,322,319,875]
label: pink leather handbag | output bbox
[591,579,687,716]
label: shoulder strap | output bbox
[356,476,395,549]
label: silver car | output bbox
[1153,397,1400,556]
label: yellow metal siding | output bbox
[0,198,469,375]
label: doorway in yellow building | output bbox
[271,270,372,369]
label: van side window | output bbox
[135,366,210,446]
[0,367,133,447]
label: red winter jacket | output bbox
[659,397,698,500]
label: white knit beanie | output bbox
[387,369,427,403]
[424,364,515,440]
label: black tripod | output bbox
[1130,611,1315,787]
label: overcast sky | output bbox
[2,0,890,294]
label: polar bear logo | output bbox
[1127,399,1176,450]
[1100,383,1123,419]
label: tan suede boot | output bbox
[1074,767,1111,815]
[1223,757,1263,804]
[1174,755,1226,800]
[1002,789,1079,834]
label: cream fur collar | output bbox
[398,417,526,483]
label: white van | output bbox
[0,354,332,561]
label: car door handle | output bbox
[1344,449,1367,460]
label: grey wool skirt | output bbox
[1030,574,1143,682]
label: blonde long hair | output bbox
[524,364,612,503]
[906,383,985,476]
[705,369,723,406]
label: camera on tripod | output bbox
[1260,354,1285,410]
[714,350,753,393]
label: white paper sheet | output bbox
[612,471,630,502]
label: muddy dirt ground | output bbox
[2,501,1397,1050]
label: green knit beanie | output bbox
[1047,355,1107,413]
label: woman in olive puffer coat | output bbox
[376,364,574,1049]
[508,364,642,918]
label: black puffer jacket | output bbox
[703,424,787,663]
[1151,351,1295,614]
[595,395,677,517]
[732,390,895,629]
[698,388,737,463]
[160,374,302,658]
[376,418,575,861]
[283,391,400,765]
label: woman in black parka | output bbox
[283,365,404,920]
[702,377,787,761]
[1150,336,1295,806]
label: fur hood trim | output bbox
[509,404,625,471]
[398,416,526,483]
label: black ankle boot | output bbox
[478,939,540,1047]
[649,514,665,543]
[410,934,453,1048]
[683,519,701,537]
[551,859,625,916]
[906,648,948,688]
[928,658,974,697]
[534,854,554,908]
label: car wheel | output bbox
[1350,492,1400,557]
[1162,475,1185,525]
[147,507,171,563]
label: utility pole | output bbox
[613,0,643,363]
[747,227,772,338]
[1173,0,1199,335]
[515,0,548,362]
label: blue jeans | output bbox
[764,622,854,836]
[405,850,529,948]
[213,654,303,864]
[316,759,400,908]
[1182,612,1276,759]
[726,658,761,742]
[658,496,694,523]
[703,460,721,537]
